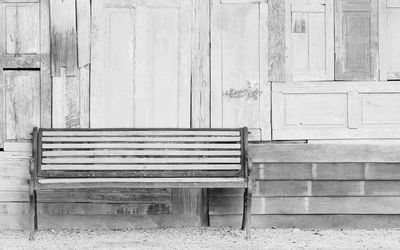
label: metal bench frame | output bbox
[29,127,254,239]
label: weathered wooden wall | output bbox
[210,144,400,229]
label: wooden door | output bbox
[211,0,270,141]
[0,0,51,147]
[335,0,378,81]
[379,0,400,80]
[286,0,334,82]
[91,0,192,128]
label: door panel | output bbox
[335,0,378,80]
[287,0,334,81]
[379,0,400,80]
[211,0,270,140]
[91,0,191,128]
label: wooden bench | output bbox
[29,127,254,239]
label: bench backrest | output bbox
[33,128,248,178]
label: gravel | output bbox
[1,227,400,249]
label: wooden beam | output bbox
[250,143,400,163]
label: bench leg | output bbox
[245,180,253,239]
[241,188,248,231]
[29,180,37,240]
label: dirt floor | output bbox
[1,227,400,249]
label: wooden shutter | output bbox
[335,0,378,81]
[91,0,192,128]
[0,0,51,147]
[379,0,400,80]
[286,0,334,81]
[211,0,270,141]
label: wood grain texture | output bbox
[91,0,191,128]
[250,144,400,164]
[211,215,400,229]
[49,0,78,76]
[0,214,199,230]
[4,71,40,141]
[286,0,334,81]
[268,0,286,82]
[210,196,400,215]
[210,0,269,140]
[335,0,378,80]
[76,0,91,67]
[40,0,52,129]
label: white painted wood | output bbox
[4,71,40,141]
[42,130,240,137]
[41,164,242,171]
[286,0,334,81]
[42,136,240,142]
[91,0,192,128]
[4,2,39,55]
[379,0,400,80]
[43,150,241,157]
[42,142,241,149]
[42,157,241,164]
[210,0,270,140]
[39,178,245,184]
[272,82,400,140]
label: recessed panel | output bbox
[285,94,348,126]
[5,4,39,54]
[362,94,400,124]
[5,71,40,140]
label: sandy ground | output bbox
[1,227,400,250]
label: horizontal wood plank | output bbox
[250,144,400,163]
[210,214,400,229]
[210,197,400,214]
[42,130,240,137]
[42,157,241,164]
[42,150,241,157]
[42,136,240,142]
[0,214,199,230]
[41,164,242,171]
[43,143,241,149]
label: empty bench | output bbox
[29,127,254,239]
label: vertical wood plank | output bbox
[4,71,40,141]
[40,0,52,129]
[210,0,223,128]
[378,0,388,81]
[52,71,65,128]
[50,0,78,77]
[284,0,292,82]
[0,3,4,147]
[192,0,210,128]
[79,65,90,128]
[76,0,91,67]
[268,0,286,82]
[259,1,270,140]
[177,0,192,128]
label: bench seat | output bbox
[29,127,254,239]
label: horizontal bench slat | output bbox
[42,136,240,142]
[42,157,241,164]
[38,177,245,184]
[42,143,241,149]
[42,150,241,157]
[41,164,242,171]
[37,178,247,189]
[42,130,240,137]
